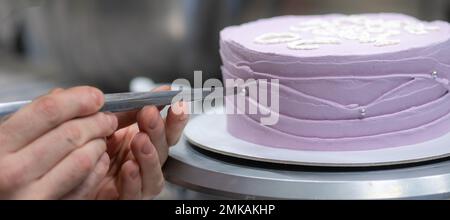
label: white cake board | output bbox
[184,112,450,167]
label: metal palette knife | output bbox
[0,87,241,117]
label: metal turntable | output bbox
[163,113,450,200]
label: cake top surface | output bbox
[221,13,450,58]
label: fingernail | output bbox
[141,143,153,155]
[90,89,103,107]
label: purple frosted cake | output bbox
[219,13,450,151]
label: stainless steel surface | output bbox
[0,87,231,117]
[164,136,450,199]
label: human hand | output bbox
[0,87,117,199]
[64,86,189,200]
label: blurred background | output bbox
[0,0,449,102]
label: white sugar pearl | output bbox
[254,32,301,44]
[359,108,367,118]
[432,71,438,79]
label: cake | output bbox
[219,13,450,151]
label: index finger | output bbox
[0,86,104,153]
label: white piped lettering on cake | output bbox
[255,15,441,50]
[425,26,441,31]
[374,39,400,47]
[287,37,341,50]
[287,43,320,50]
[254,32,300,44]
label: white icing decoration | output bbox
[359,38,376,44]
[405,26,428,35]
[287,37,340,50]
[385,30,401,36]
[411,30,428,35]
[338,30,359,40]
[425,26,440,31]
[287,43,320,50]
[254,15,441,50]
[347,15,368,25]
[374,39,400,47]
[384,20,404,29]
[358,32,377,43]
[254,32,300,44]
[312,29,337,36]
[376,30,401,40]
[365,19,386,33]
